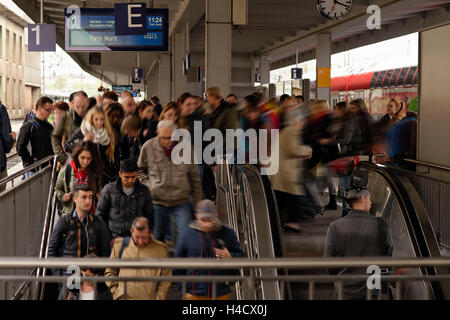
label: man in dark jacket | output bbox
[48,183,112,268]
[180,94,216,200]
[95,158,154,238]
[324,184,393,300]
[16,97,54,171]
[51,91,89,165]
[0,103,16,191]
[175,200,245,300]
[206,86,238,135]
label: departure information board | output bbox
[65,8,168,51]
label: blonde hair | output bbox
[206,86,223,99]
[85,106,116,162]
[159,101,184,128]
[311,99,330,113]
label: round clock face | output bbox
[317,0,352,20]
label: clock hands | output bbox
[334,0,350,9]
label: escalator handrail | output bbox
[356,162,441,259]
[354,162,447,299]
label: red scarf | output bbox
[163,143,177,159]
[70,160,88,185]
[70,160,95,214]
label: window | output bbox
[6,30,9,60]
[0,26,2,58]
[5,78,9,105]
[18,80,22,107]
[13,79,16,107]
[13,33,16,63]
[19,36,22,64]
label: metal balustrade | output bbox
[0,257,449,300]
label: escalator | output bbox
[220,161,450,300]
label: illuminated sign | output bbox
[65,8,168,51]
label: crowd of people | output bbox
[0,86,415,300]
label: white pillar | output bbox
[205,0,232,96]
[316,33,331,104]
[171,32,187,100]
[158,53,171,105]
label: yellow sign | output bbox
[317,67,331,87]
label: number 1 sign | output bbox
[28,24,56,51]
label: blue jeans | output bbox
[153,203,193,242]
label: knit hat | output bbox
[195,199,217,219]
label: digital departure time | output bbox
[317,0,352,20]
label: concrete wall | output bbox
[418,22,450,182]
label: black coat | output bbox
[48,212,112,274]
[95,178,154,238]
[303,112,334,168]
[16,117,54,167]
[139,119,158,145]
[0,104,15,171]
[64,128,119,183]
[119,135,140,161]
[183,109,212,155]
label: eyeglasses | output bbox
[42,106,53,113]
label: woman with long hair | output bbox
[65,106,118,183]
[159,101,184,128]
[55,141,104,216]
[137,100,158,145]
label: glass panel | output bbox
[352,167,428,299]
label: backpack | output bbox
[64,163,72,193]
[56,164,72,216]
[118,236,131,258]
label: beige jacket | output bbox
[269,124,312,195]
[137,137,202,207]
[105,236,172,300]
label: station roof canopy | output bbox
[12,0,450,84]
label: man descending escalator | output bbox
[324,184,393,300]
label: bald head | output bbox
[130,217,152,248]
[122,96,136,116]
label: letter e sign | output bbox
[115,3,147,35]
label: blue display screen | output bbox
[65,8,168,51]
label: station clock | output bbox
[317,0,352,20]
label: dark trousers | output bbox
[275,190,315,224]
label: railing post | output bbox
[424,281,431,300]
[395,281,401,300]
[366,287,372,300]
[308,281,315,300]
[337,281,343,300]
[182,281,187,300]
[152,281,157,299]
[212,281,217,300]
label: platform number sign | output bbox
[115,2,147,35]
[317,0,352,20]
[28,24,56,51]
